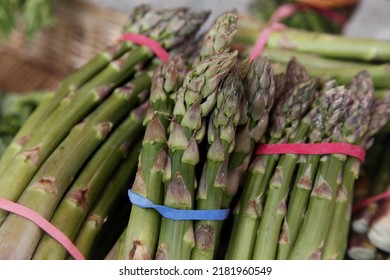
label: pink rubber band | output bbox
[119,33,170,62]
[250,3,347,59]
[256,142,366,163]
[0,197,85,260]
[352,190,390,214]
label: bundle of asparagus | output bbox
[116,12,242,261]
[0,5,210,260]
[1,4,390,261]
[225,58,390,260]
[234,14,390,91]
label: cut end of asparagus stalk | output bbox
[128,239,153,260]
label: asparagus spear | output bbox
[288,84,371,259]
[0,7,209,223]
[121,56,188,260]
[322,72,378,259]
[32,104,147,259]
[276,82,353,259]
[222,55,275,209]
[0,79,150,259]
[225,77,317,260]
[191,71,243,260]
[156,51,237,260]
[74,142,142,259]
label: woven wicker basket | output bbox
[0,0,126,93]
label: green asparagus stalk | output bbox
[222,55,275,209]
[74,142,142,259]
[276,82,353,259]
[322,72,376,259]
[281,63,390,91]
[235,16,390,62]
[0,7,210,223]
[156,52,237,260]
[254,81,352,259]
[0,79,150,259]
[225,77,317,260]
[191,71,243,260]
[337,93,390,258]
[352,100,390,234]
[32,104,147,259]
[121,56,188,260]
[288,84,372,259]
[264,48,390,89]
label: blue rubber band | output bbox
[128,189,230,221]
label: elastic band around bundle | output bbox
[0,197,85,260]
[256,142,366,163]
[119,33,169,62]
[128,190,230,221]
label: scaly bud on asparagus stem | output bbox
[193,12,238,65]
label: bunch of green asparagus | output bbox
[234,15,390,91]
[0,5,211,260]
[117,12,244,260]
[225,61,390,260]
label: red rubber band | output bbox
[119,33,169,62]
[250,3,347,59]
[352,190,390,214]
[0,197,85,260]
[256,142,366,163]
